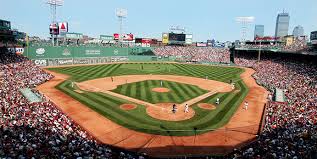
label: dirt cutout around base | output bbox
[120,104,137,110]
[146,103,195,121]
[197,103,217,110]
[151,87,170,93]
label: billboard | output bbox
[33,59,48,66]
[207,40,212,46]
[100,35,114,43]
[49,23,59,35]
[7,47,24,55]
[185,34,193,44]
[113,33,134,41]
[196,42,207,47]
[162,33,169,44]
[114,33,119,40]
[58,22,68,33]
[141,39,151,47]
[123,34,134,41]
[65,32,83,39]
[100,35,114,40]
[135,38,151,47]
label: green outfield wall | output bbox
[25,46,174,66]
[26,46,153,59]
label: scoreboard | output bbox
[168,33,186,44]
[162,33,193,45]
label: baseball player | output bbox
[231,83,235,90]
[71,81,74,88]
[216,98,220,105]
[184,104,189,113]
[244,101,249,110]
[172,104,177,114]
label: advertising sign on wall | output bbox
[162,33,169,44]
[196,42,207,47]
[58,22,68,33]
[33,59,48,66]
[123,34,134,41]
[49,23,59,35]
[114,33,119,40]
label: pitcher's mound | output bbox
[197,103,217,110]
[146,103,195,121]
[152,87,170,93]
[120,104,137,110]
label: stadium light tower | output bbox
[116,8,127,43]
[47,0,64,46]
[235,16,255,42]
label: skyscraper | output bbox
[275,12,290,38]
[254,25,264,39]
[293,25,304,37]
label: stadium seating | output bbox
[231,55,317,158]
[0,51,146,158]
[153,46,231,63]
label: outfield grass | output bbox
[50,63,248,136]
[48,63,243,82]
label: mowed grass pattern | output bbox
[48,63,243,82]
[50,63,248,136]
[113,80,208,104]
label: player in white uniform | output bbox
[216,98,220,105]
[184,104,189,113]
[244,101,249,110]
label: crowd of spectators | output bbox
[230,55,317,158]
[0,51,147,158]
[1,45,317,158]
[155,46,317,158]
[281,39,308,52]
[154,46,230,63]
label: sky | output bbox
[1,0,316,42]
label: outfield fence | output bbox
[26,45,178,66]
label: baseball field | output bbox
[47,63,248,136]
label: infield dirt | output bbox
[151,87,170,93]
[120,104,137,111]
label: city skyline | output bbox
[254,25,265,39]
[275,13,290,38]
[293,25,304,37]
[0,0,316,41]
